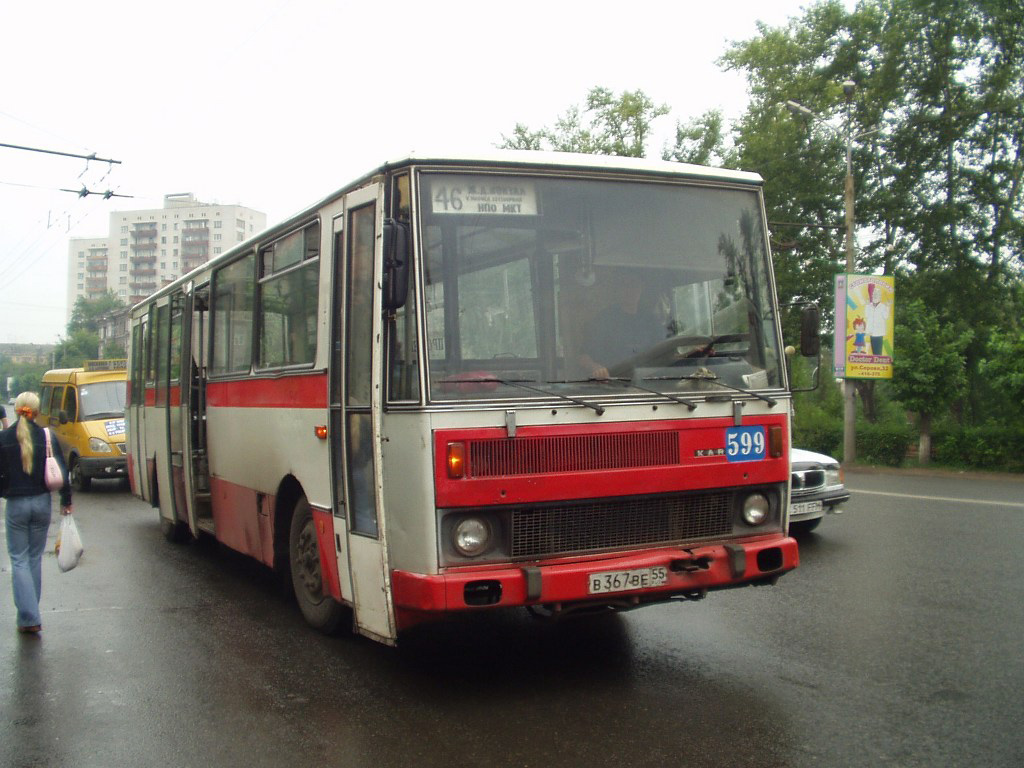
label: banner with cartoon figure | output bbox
[833,274,894,379]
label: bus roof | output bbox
[376,150,763,185]
[132,151,764,311]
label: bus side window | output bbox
[65,386,78,423]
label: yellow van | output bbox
[37,360,128,491]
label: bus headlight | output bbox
[453,517,492,557]
[742,493,771,526]
[89,437,113,453]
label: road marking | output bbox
[849,487,1024,509]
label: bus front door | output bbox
[336,183,396,644]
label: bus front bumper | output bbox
[391,536,798,621]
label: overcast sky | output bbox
[0,0,836,345]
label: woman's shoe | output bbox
[17,625,42,634]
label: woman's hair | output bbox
[14,391,41,474]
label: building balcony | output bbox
[130,267,157,277]
[132,227,158,239]
[132,241,158,251]
[132,252,157,264]
[129,281,157,292]
[86,261,108,272]
[86,277,107,288]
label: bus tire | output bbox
[289,497,345,634]
[70,457,91,492]
[161,516,191,543]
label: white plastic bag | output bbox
[56,514,84,572]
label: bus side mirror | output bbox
[58,410,69,425]
[382,218,411,311]
[800,305,820,357]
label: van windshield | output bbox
[79,381,126,420]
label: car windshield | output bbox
[79,381,126,419]
[418,172,783,402]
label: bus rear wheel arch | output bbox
[288,496,346,634]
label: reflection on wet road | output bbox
[2,471,1023,767]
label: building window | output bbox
[214,220,222,229]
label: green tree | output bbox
[53,329,100,368]
[500,87,670,157]
[722,0,1024,428]
[69,291,126,335]
[662,109,734,167]
[891,299,971,463]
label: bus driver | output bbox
[578,271,664,379]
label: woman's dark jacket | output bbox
[0,419,72,507]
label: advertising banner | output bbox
[834,274,894,379]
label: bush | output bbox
[856,423,913,467]
[933,426,1024,472]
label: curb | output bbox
[845,464,1024,483]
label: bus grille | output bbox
[468,431,679,477]
[509,491,733,558]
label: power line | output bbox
[0,141,121,165]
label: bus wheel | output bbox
[289,497,345,634]
[70,458,91,492]
[160,516,191,543]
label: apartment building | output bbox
[66,193,266,315]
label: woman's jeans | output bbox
[5,493,53,628]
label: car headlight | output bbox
[742,493,771,526]
[825,466,843,487]
[453,517,492,557]
[89,437,113,453]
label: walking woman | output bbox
[0,392,72,634]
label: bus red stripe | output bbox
[206,374,328,408]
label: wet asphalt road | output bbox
[2,470,1023,768]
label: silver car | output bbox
[789,448,850,535]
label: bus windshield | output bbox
[419,173,783,401]
[79,381,126,420]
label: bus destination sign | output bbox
[431,177,538,216]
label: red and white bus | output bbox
[126,151,814,645]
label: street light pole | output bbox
[841,80,858,465]
[786,79,860,464]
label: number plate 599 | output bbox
[725,426,766,462]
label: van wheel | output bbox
[70,458,91,492]
[790,518,822,535]
[289,497,345,634]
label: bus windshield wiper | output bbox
[558,378,698,411]
[643,371,778,407]
[441,377,605,415]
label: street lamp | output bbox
[786,80,863,465]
